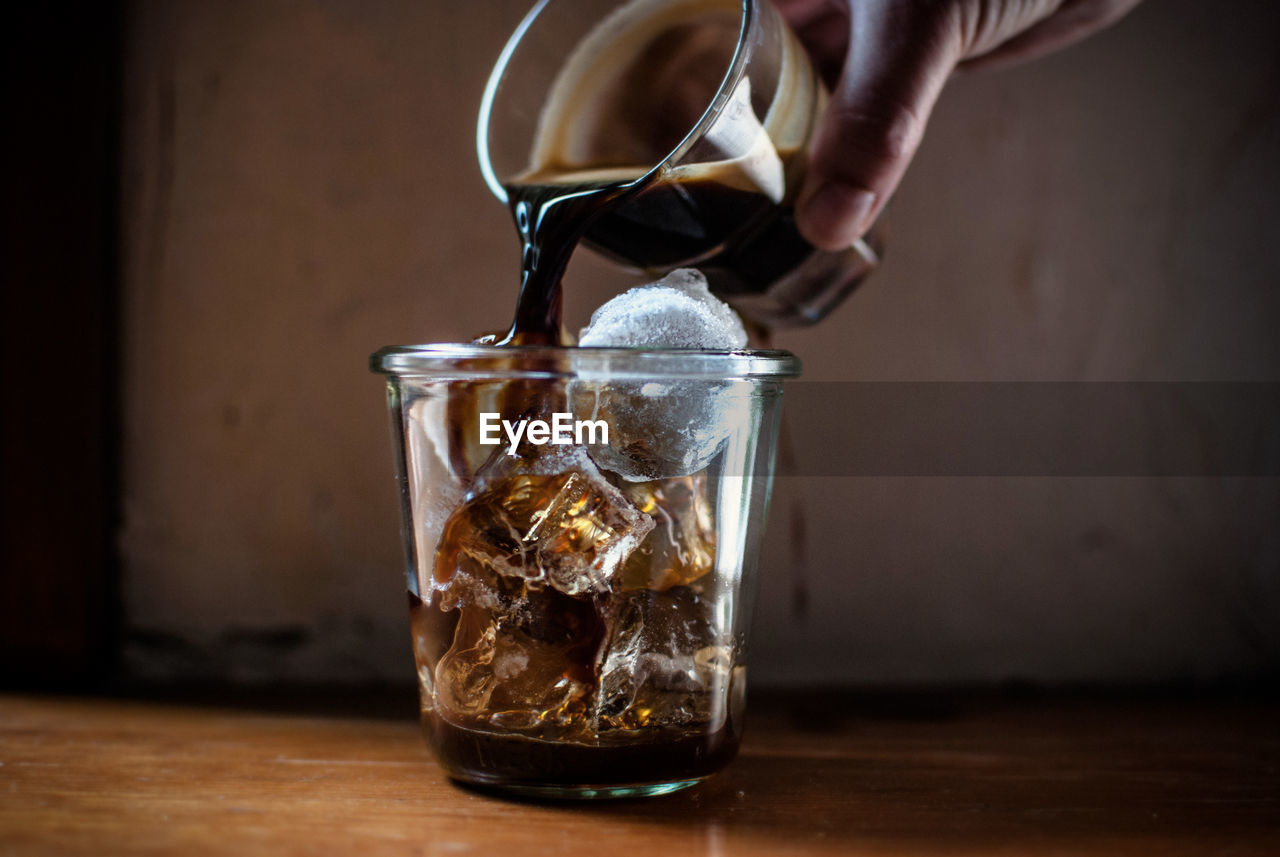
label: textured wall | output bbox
[120,0,1280,684]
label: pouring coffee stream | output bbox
[498,178,639,346]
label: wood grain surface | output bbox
[2,692,1277,855]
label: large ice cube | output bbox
[577,268,747,349]
[571,374,752,482]
[572,270,751,481]
[595,585,732,731]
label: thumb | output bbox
[795,2,961,250]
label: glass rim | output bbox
[476,0,754,203]
[370,343,801,380]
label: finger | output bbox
[958,0,1143,72]
[796,1,963,250]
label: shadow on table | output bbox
[473,692,1280,856]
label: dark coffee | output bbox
[425,713,740,789]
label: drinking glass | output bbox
[372,344,799,797]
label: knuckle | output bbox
[825,100,923,166]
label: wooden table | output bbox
[2,691,1277,855]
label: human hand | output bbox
[779,0,1144,250]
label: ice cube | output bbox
[595,585,733,731]
[577,268,747,350]
[572,270,752,481]
[432,476,610,735]
[431,447,654,599]
[613,474,718,591]
[435,602,599,733]
[571,373,752,481]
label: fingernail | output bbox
[797,182,877,251]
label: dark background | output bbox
[4,0,1278,690]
